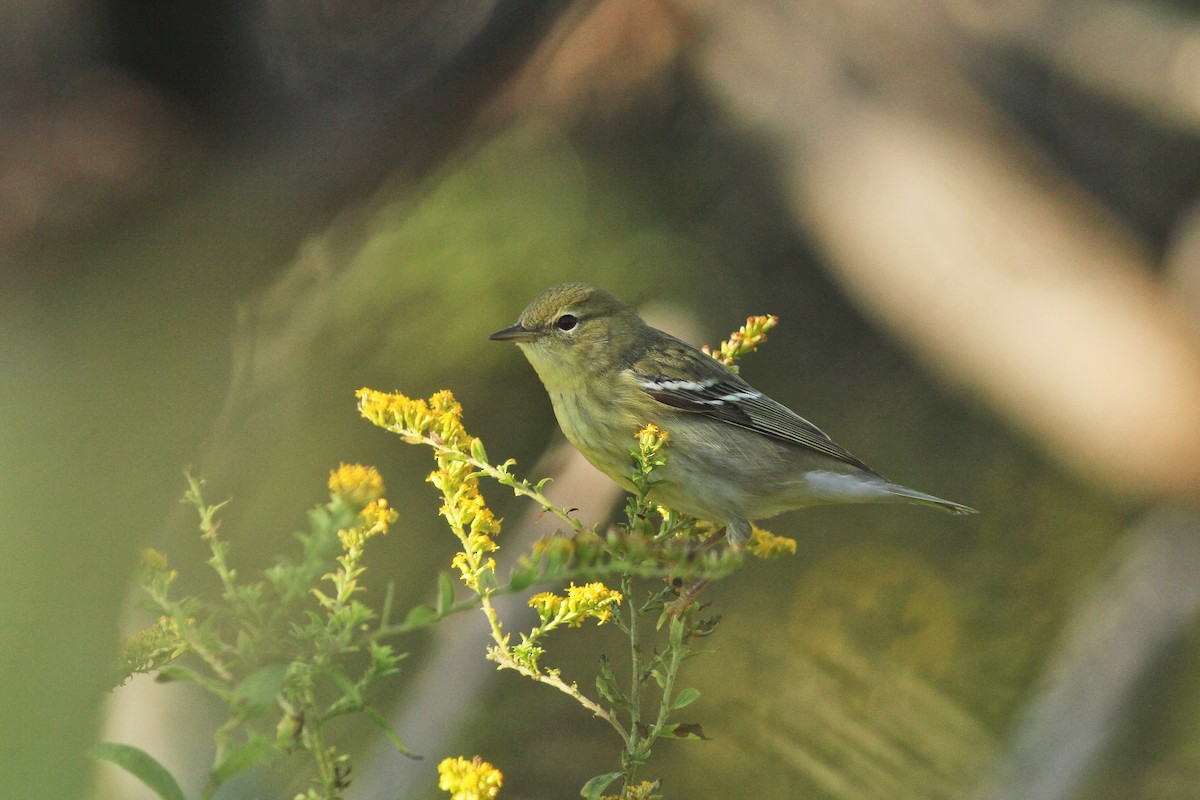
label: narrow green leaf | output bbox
[326,666,359,697]
[477,566,500,592]
[595,655,629,707]
[379,580,396,628]
[308,506,332,531]
[661,722,710,740]
[363,705,421,759]
[311,588,335,609]
[507,564,536,592]
[692,615,722,638]
[669,617,685,649]
[210,734,277,785]
[155,665,230,698]
[154,665,204,685]
[671,687,700,710]
[470,437,488,463]
[436,571,456,615]
[655,607,670,631]
[402,604,438,629]
[595,673,617,704]
[90,742,186,800]
[232,663,289,716]
[580,771,622,800]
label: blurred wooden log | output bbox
[946,0,1200,132]
[685,0,1200,496]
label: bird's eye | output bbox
[555,314,579,331]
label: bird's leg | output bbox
[667,522,730,618]
[726,517,752,546]
[667,520,745,617]
[687,518,740,555]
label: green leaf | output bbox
[507,563,536,592]
[308,506,332,531]
[90,742,186,800]
[477,566,500,592]
[210,733,277,785]
[595,673,617,704]
[154,665,203,684]
[324,667,360,709]
[595,655,629,708]
[379,580,396,628]
[691,615,722,638]
[367,640,404,680]
[402,603,438,628]
[669,617,685,649]
[580,771,622,800]
[311,587,335,610]
[470,437,488,463]
[232,663,289,716]
[661,722,710,740]
[671,687,700,710]
[436,571,456,615]
[155,665,230,698]
[363,705,421,759]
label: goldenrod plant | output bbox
[99,317,793,800]
[437,756,503,800]
[103,466,410,800]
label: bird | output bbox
[490,283,976,543]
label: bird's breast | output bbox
[548,387,645,486]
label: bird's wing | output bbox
[627,334,877,474]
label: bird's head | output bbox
[490,283,645,388]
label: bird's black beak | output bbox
[489,322,538,343]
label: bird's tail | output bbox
[885,484,978,515]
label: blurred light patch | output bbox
[791,107,1200,497]
[947,0,1200,132]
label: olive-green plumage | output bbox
[491,283,976,542]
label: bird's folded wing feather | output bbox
[626,334,877,474]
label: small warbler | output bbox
[491,283,976,543]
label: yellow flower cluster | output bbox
[115,617,182,681]
[635,423,669,463]
[140,548,169,572]
[328,464,397,550]
[357,388,472,449]
[338,497,397,551]
[528,582,623,627]
[136,548,178,588]
[358,389,500,590]
[437,755,503,800]
[747,525,797,559]
[701,314,779,368]
[328,462,385,507]
[359,498,396,533]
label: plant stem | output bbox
[301,678,338,798]
[622,571,641,786]
[421,434,589,535]
[649,628,685,740]
[483,604,630,744]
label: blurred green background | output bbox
[4,1,1200,798]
